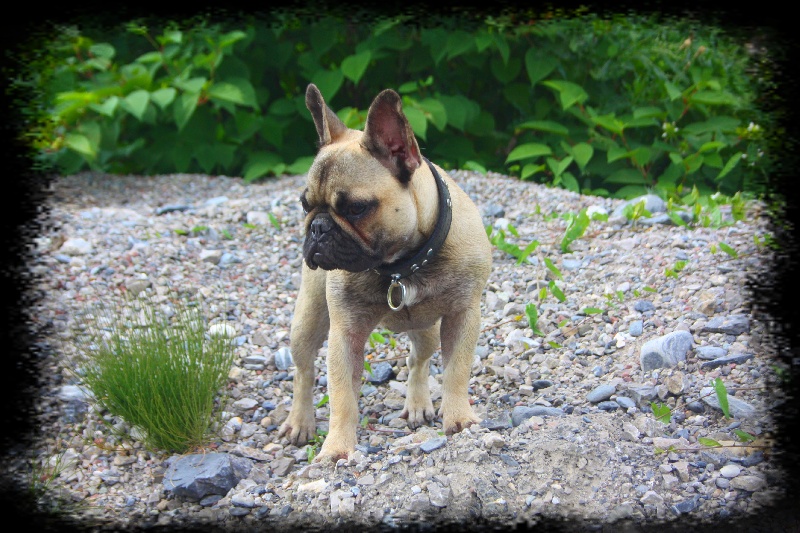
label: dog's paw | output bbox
[399,399,436,429]
[312,435,355,463]
[277,411,316,445]
[440,404,480,435]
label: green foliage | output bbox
[525,303,543,336]
[71,293,235,453]
[27,14,769,199]
[650,402,671,423]
[487,224,539,263]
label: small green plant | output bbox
[665,259,688,279]
[622,200,652,221]
[650,402,671,423]
[524,303,544,336]
[306,429,328,462]
[486,224,539,264]
[221,229,233,240]
[268,212,282,230]
[72,293,235,453]
[191,225,209,234]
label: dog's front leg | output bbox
[313,319,372,462]
[439,304,482,434]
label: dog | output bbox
[277,83,492,462]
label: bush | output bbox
[72,293,234,453]
[29,13,770,198]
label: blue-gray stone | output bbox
[597,401,619,411]
[671,495,702,515]
[62,399,88,423]
[587,384,616,403]
[480,413,512,430]
[163,453,253,501]
[615,396,636,409]
[592,365,605,377]
[155,204,192,215]
[700,353,754,369]
[562,259,582,270]
[633,300,655,313]
[639,331,694,372]
[219,253,241,266]
[629,320,643,337]
[366,361,394,384]
[54,254,72,263]
[230,507,250,516]
[532,380,554,390]
[612,194,666,218]
[700,386,757,419]
[275,347,293,370]
[420,437,447,453]
[205,196,229,206]
[261,401,276,411]
[741,451,764,467]
[702,314,750,336]
[686,401,705,413]
[511,405,565,426]
[499,453,520,468]
[360,384,378,397]
[624,384,658,408]
[696,346,728,360]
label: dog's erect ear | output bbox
[362,89,422,183]
[306,84,348,146]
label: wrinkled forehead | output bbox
[305,142,388,200]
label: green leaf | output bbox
[243,152,282,182]
[287,156,314,175]
[717,152,743,180]
[403,107,427,140]
[120,90,150,120]
[650,402,671,424]
[664,81,682,101]
[633,106,665,119]
[521,163,546,180]
[341,50,372,84]
[548,281,566,302]
[690,90,738,106]
[89,96,119,117]
[571,143,593,171]
[517,120,569,136]
[698,437,721,447]
[524,49,557,86]
[718,242,738,258]
[544,257,563,280]
[733,429,756,442]
[208,77,258,108]
[64,133,96,159]
[173,92,199,131]
[506,143,552,163]
[316,394,329,408]
[174,77,206,93]
[525,303,543,336]
[516,240,539,265]
[542,80,589,110]
[591,113,625,135]
[463,161,486,174]
[418,98,448,131]
[582,307,603,315]
[605,169,648,184]
[150,88,176,110]
[561,172,579,193]
[713,377,731,419]
[311,70,344,101]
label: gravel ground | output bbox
[16,169,791,531]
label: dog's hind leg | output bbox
[278,265,329,445]
[400,322,439,428]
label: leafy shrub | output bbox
[72,293,234,453]
[30,13,770,198]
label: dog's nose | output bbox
[310,215,333,237]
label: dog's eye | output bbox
[347,203,368,218]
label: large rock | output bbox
[639,331,694,372]
[163,453,252,501]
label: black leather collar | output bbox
[374,157,452,281]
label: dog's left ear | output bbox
[362,89,422,183]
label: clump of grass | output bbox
[72,293,235,453]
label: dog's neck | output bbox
[374,158,451,281]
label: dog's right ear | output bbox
[306,84,348,146]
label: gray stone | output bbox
[562,259,582,270]
[480,413,512,430]
[59,238,92,256]
[275,347,293,370]
[700,353,754,369]
[696,346,728,360]
[624,384,658,408]
[246,211,270,225]
[640,331,694,372]
[612,194,666,219]
[633,300,655,313]
[597,401,619,411]
[615,396,636,409]
[629,320,643,337]
[427,482,451,508]
[671,495,701,515]
[270,456,296,477]
[700,387,757,419]
[200,249,223,264]
[730,475,765,492]
[532,379,554,390]
[125,278,151,295]
[155,204,191,215]
[366,361,394,384]
[205,196,229,206]
[163,453,253,501]
[702,314,750,336]
[587,384,616,403]
[420,437,447,453]
[511,405,565,426]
